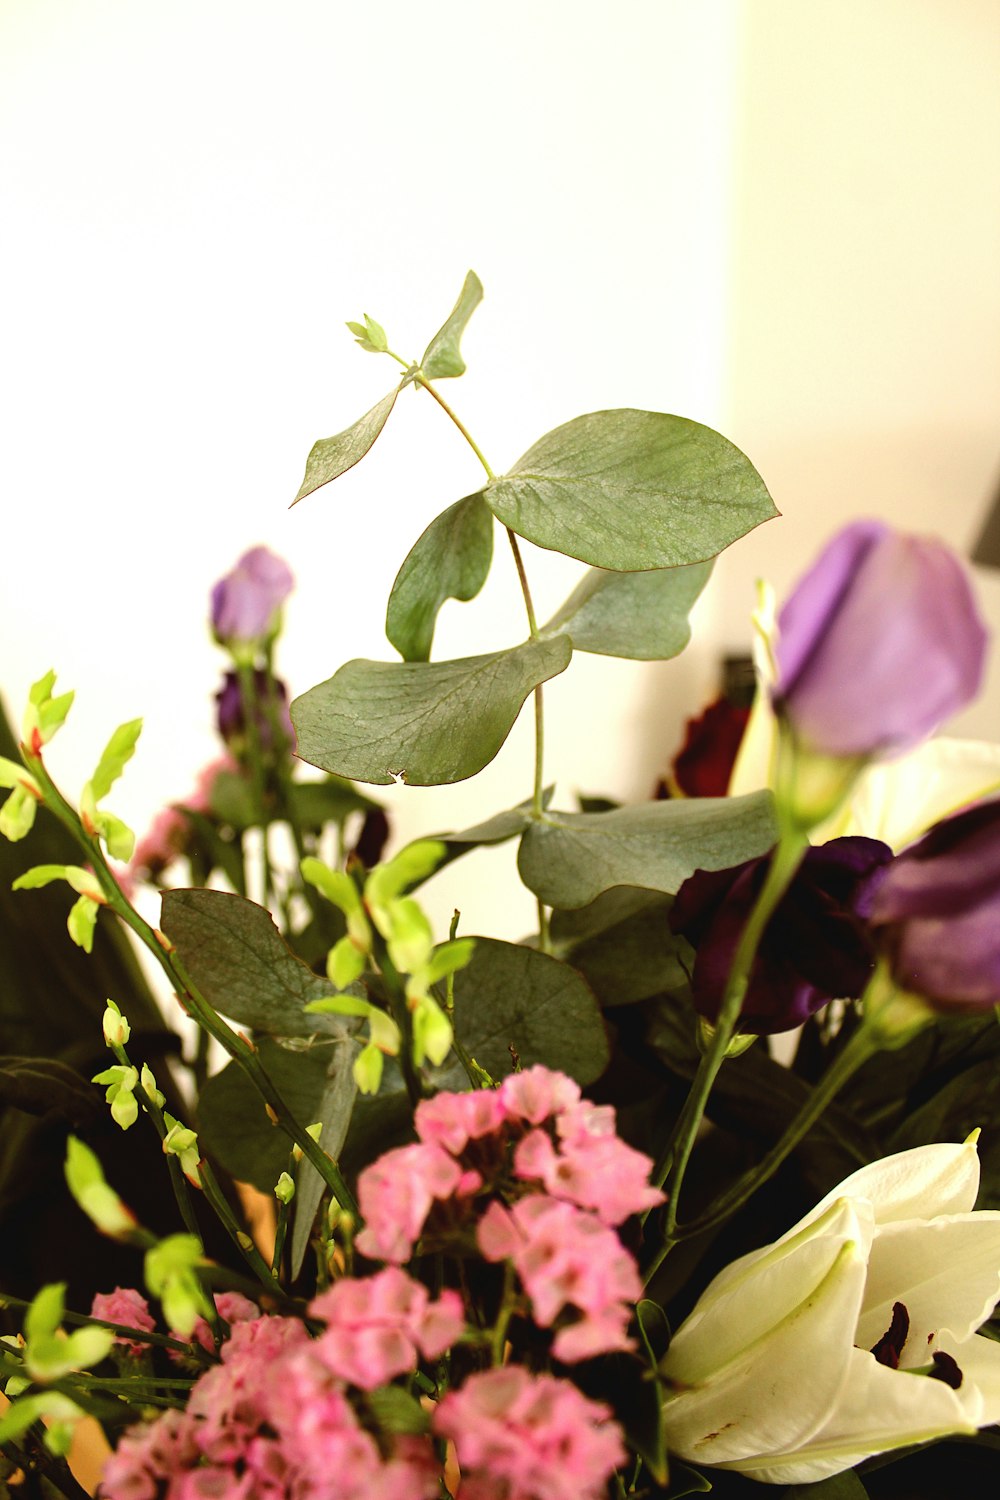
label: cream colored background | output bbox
[1,0,998,947]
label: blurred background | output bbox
[2,0,998,943]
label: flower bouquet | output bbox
[2,274,1000,1498]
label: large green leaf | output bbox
[550,887,689,1007]
[517,792,777,909]
[483,409,777,569]
[291,636,572,786]
[541,560,712,659]
[386,494,494,661]
[420,270,484,380]
[293,387,399,505]
[451,938,608,1084]
[160,889,342,1036]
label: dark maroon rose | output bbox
[671,836,893,1033]
[215,670,293,752]
[669,698,751,799]
[865,798,1000,1012]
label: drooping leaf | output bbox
[386,494,495,661]
[293,387,399,505]
[449,938,608,1085]
[290,636,572,786]
[483,409,778,570]
[0,1056,100,1126]
[541,560,712,659]
[420,270,484,380]
[517,791,778,909]
[160,889,345,1036]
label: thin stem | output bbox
[411,371,496,482]
[235,660,274,905]
[198,1161,283,1298]
[648,830,808,1262]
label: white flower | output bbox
[660,1139,1000,1484]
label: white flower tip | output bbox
[964,1128,982,1148]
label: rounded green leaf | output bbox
[290,635,572,786]
[485,409,778,570]
[542,560,712,659]
[386,493,495,661]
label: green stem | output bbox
[198,1161,283,1298]
[649,830,809,1255]
[678,1021,881,1242]
[490,1262,517,1366]
[235,659,274,905]
[22,750,358,1217]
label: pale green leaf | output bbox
[0,756,39,793]
[420,269,484,380]
[64,1136,137,1237]
[25,1283,65,1345]
[12,862,71,889]
[518,791,778,908]
[67,895,99,953]
[0,783,38,841]
[90,718,143,801]
[290,635,572,786]
[484,409,778,569]
[386,493,494,661]
[293,386,399,505]
[542,560,712,659]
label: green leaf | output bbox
[484,409,778,570]
[541,560,712,659]
[551,888,689,1007]
[365,1383,430,1434]
[289,1035,358,1279]
[0,1055,99,1124]
[89,718,143,801]
[293,386,399,505]
[636,1298,671,1366]
[64,1136,137,1238]
[783,1474,869,1500]
[25,1283,65,1345]
[449,938,608,1085]
[386,494,494,661]
[291,636,572,786]
[288,776,382,830]
[517,791,778,909]
[160,888,346,1036]
[420,269,484,380]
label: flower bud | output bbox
[102,1000,131,1048]
[210,546,294,646]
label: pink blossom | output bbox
[211,546,294,643]
[187,754,240,814]
[98,1409,200,1498]
[498,1066,581,1126]
[130,806,191,878]
[354,1142,465,1262]
[434,1367,626,1500]
[414,1088,506,1154]
[514,1103,664,1225]
[309,1267,464,1390]
[90,1286,155,1356]
[174,1290,260,1357]
[478,1195,640,1361]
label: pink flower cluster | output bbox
[128,755,239,882]
[436,1366,626,1500]
[356,1066,662,1362]
[90,1286,156,1357]
[309,1265,463,1389]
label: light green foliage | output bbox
[102,998,132,1047]
[141,1062,165,1109]
[346,312,389,353]
[420,269,484,380]
[92,1064,140,1129]
[162,1113,202,1183]
[21,1281,115,1383]
[144,1234,213,1337]
[386,493,494,662]
[541,560,713,660]
[274,1171,295,1204]
[88,717,143,801]
[64,1136,137,1238]
[0,1390,85,1454]
[67,894,100,952]
[23,669,75,749]
[0,781,38,841]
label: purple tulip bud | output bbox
[774,522,987,759]
[210,546,295,644]
[671,836,893,1033]
[866,798,1000,1011]
[215,670,293,751]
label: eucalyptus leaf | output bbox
[420,270,484,380]
[291,635,572,786]
[160,889,344,1037]
[550,888,689,1007]
[386,493,494,661]
[293,386,399,505]
[518,791,778,909]
[288,777,382,830]
[450,938,608,1085]
[542,560,712,659]
[483,409,778,570]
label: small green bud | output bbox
[102,999,131,1048]
[92,1064,139,1130]
[274,1171,295,1205]
[140,1063,165,1109]
[327,933,366,989]
[410,994,453,1068]
[353,1040,384,1095]
[292,1120,323,1164]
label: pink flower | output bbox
[434,1367,626,1500]
[169,1291,259,1360]
[90,1286,155,1356]
[187,754,240,814]
[309,1267,464,1390]
[514,1103,664,1225]
[98,1408,200,1498]
[477,1195,641,1362]
[354,1142,465,1262]
[129,806,191,879]
[414,1088,506,1154]
[498,1066,581,1126]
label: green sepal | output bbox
[90,808,136,862]
[0,756,40,794]
[346,312,388,353]
[420,269,484,380]
[411,993,453,1068]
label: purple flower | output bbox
[210,546,294,643]
[215,669,293,750]
[671,836,893,1033]
[774,521,987,759]
[866,798,1000,1011]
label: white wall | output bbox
[0,0,740,942]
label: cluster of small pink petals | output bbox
[309,1266,464,1389]
[414,1087,506,1153]
[497,1066,582,1125]
[188,754,240,814]
[90,1286,155,1356]
[130,806,192,878]
[174,1291,260,1358]
[434,1367,626,1500]
[354,1141,470,1262]
[477,1195,641,1362]
[514,1102,664,1224]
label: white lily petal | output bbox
[805,1140,980,1227]
[722,1347,975,1486]
[669,1196,873,1348]
[661,1238,867,1466]
[936,1332,1000,1427]
[857,1213,1000,1358]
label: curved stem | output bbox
[647,830,808,1264]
